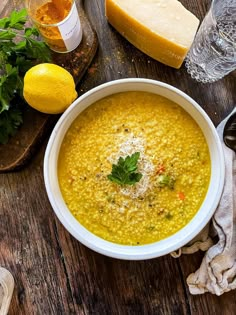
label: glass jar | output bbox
[26,0,83,53]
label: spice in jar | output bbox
[27,0,82,53]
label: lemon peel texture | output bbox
[23,63,78,114]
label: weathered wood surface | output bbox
[0,0,98,172]
[0,0,236,314]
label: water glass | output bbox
[185,0,236,83]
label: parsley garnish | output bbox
[107,152,143,186]
[0,9,51,144]
[0,107,23,144]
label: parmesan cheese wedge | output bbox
[105,0,199,68]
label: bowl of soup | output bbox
[44,78,224,260]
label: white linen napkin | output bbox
[171,107,236,296]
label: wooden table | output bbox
[1,0,236,314]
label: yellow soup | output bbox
[58,92,211,245]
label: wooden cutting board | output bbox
[0,0,98,172]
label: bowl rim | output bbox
[44,78,225,260]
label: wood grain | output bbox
[0,0,235,314]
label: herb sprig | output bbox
[0,8,51,144]
[107,152,143,186]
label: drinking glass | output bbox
[185,0,236,83]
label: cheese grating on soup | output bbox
[108,134,155,198]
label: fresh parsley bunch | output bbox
[0,8,51,144]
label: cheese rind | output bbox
[105,0,199,69]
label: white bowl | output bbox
[44,78,225,260]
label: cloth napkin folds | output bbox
[171,107,236,296]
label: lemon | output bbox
[23,63,78,114]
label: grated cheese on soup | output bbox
[108,135,154,198]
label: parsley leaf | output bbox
[0,65,18,113]
[0,107,23,144]
[107,152,143,186]
[0,30,16,40]
[0,9,27,30]
[25,37,51,62]
[9,9,28,30]
[0,17,9,29]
